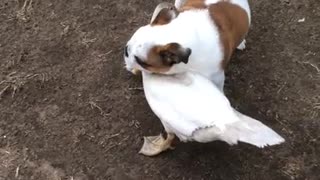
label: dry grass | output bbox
[105,135,130,152]
[314,103,320,110]
[88,100,110,117]
[0,71,49,100]
[0,148,21,179]
[301,61,320,73]
[79,32,97,48]
[295,60,320,75]
[16,0,33,22]
[128,87,143,91]
[129,120,141,129]
[281,157,305,180]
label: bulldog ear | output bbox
[157,43,192,65]
[150,2,179,26]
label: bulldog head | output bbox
[124,2,192,74]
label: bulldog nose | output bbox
[124,45,129,57]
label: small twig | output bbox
[105,144,117,152]
[314,103,320,110]
[0,85,10,100]
[41,74,46,82]
[27,0,33,12]
[25,73,39,79]
[301,61,320,73]
[17,0,32,21]
[106,133,120,141]
[277,83,286,94]
[0,80,8,85]
[0,149,11,154]
[8,71,17,76]
[12,85,18,98]
[81,36,97,47]
[128,87,143,91]
[120,136,130,144]
[15,166,20,178]
[129,120,140,129]
[89,101,110,116]
[98,50,113,58]
[105,136,129,152]
[21,0,28,10]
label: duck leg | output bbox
[139,133,175,156]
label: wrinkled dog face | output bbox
[123,2,192,74]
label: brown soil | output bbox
[0,0,319,179]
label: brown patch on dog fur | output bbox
[208,2,249,69]
[180,0,207,11]
[149,0,249,70]
[143,46,172,73]
[179,0,248,69]
[141,43,190,73]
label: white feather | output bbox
[142,71,285,147]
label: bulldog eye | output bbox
[124,45,129,57]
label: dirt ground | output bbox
[0,0,319,179]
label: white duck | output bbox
[138,71,285,156]
[123,1,284,156]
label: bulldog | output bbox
[124,0,251,91]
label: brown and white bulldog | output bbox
[124,0,251,91]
